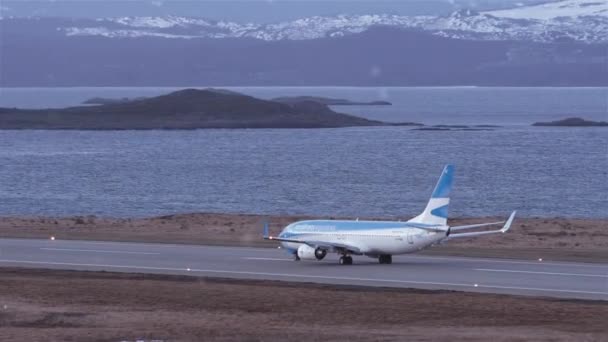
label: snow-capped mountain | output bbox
[3,1,606,87]
[49,0,608,43]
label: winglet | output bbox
[262,221,270,239]
[501,211,516,233]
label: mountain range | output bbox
[4,0,603,43]
[1,0,606,86]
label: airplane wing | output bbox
[302,241,362,254]
[262,222,362,254]
[446,211,516,239]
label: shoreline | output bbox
[1,212,606,263]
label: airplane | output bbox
[263,164,516,265]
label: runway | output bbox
[0,238,606,300]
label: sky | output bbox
[0,0,550,22]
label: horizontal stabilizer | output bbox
[449,220,506,232]
[447,211,516,239]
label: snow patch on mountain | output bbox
[64,26,199,39]
[110,16,213,28]
[485,0,608,20]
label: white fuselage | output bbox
[279,220,446,256]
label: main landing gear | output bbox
[294,253,300,261]
[378,254,392,264]
[339,255,353,265]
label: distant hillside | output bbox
[0,89,388,129]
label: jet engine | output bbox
[297,245,327,260]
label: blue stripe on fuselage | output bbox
[280,220,439,236]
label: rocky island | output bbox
[0,89,407,130]
[532,117,608,127]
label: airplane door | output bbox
[407,232,414,244]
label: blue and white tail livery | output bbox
[264,164,516,265]
[409,164,453,226]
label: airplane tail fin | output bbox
[408,164,454,226]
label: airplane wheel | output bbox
[339,256,353,265]
[379,255,392,264]
[294,253,300,261]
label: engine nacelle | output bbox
[297,245,327,261]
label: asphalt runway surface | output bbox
[0,238,606,300]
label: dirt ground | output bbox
[1,213,607,262]
[0,268,606,342]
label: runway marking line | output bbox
[1,238,270,251]
[244,257,292,261]
[475,268,608,278]
[403,255,608,269]
[0,259,606,298]
[39,248,160,255]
